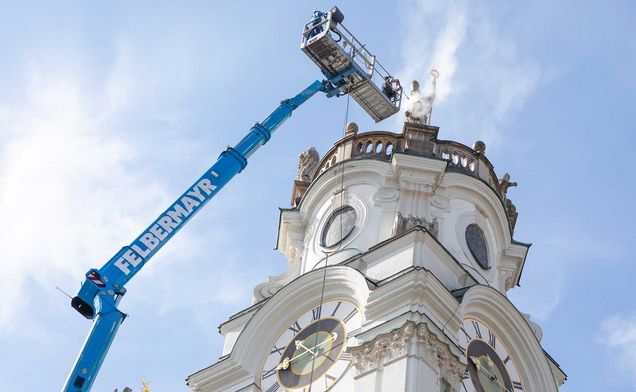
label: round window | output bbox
[465,223,489,269]
[320,206,357,248]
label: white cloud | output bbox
[0,39,256,337]
[599,313,636,386]
[398,0,557,322]
[397,0,540,146]
[0,58,168,333]
[509,211,629,322]
[399,0,466,103]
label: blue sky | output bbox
[0,1,635,391]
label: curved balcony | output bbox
[316,131,402,176]
[313,123,501,197]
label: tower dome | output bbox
[281,120,522,291]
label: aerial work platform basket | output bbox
[301,8,402,123]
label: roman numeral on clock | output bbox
[330,301,342,317]
[488,330,496,348]
[288,321,302,334]
[270,345,285,355]
[342,308,357,323]
[262,367,277,380]
[460,326,472,341]
[512,381,523,390]
[265,381,280,392]
[471,321,482,339]
[461,375,469,392]
[325,373,337,387]
[312,305,322,321]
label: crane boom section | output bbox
[112,79,328,285]
[64,80,328,392]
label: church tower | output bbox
[186,108,566,391]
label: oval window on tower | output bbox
[465,223,489,269]
[320,206,357,248]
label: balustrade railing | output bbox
[312,130,501,197]
[316,131,402,176]
[436,141,499,190]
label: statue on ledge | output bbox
[405,69,439,125]
[296,146,320,182]
[498,172,518,201]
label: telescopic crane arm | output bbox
[63,79,334,392]
[63,7,401,391]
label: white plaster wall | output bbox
[347,350,447,391]
[365,246,414,279]
[382,358,408,391]
[330,368,354,392]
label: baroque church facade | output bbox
[186,120,566,392]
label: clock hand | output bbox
[484,357,500,382]
[304,332,338,360]
[277,338,328,370]
[296,340,316,355]
[276,356,290,371]
[313,331,337,352]
[309,332,339,359]
[470,357,512,392]
[276,332,339,370]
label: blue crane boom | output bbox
[63,7,402,391]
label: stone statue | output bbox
[472,140,486,154]
[405,80,424,123]
[405,69,439,124]
[296,146,320,182]
[498,172,518,200]
[505,199,519,232]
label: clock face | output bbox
[260,300,362,392]
[459,318,524,392]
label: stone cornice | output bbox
[219,301,264,336]
[186,357,250,392]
